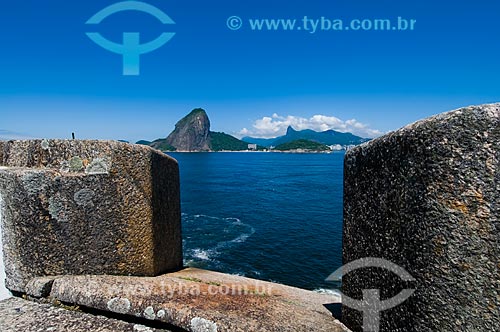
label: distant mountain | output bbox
[141,109,251,152]
[152,108,211,152]
[274,139,330,152]
[243,126,370,147]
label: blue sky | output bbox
[1,0,499,142]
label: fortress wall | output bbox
[342,104,499,331]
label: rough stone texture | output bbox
[0,189,11,301]
[49,268,348,332]
[342,104,499,331]
[25,276,61,298]
[0,140,182,293]
[0,297,169,332]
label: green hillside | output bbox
[210,132,249,151]
[274,139,330,152]
[150,139,176,151]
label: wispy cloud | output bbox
[0,130,33,141]
[238,114,384,139]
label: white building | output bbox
[328,144,343,151]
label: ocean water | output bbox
[169,152,344,291]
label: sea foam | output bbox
[182,213,256,272]
[314,288,342,298]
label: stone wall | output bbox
[0,140,182,293]
[0,191,11,300]
[0,104,498,332]
[0,139,348,332]
[342,104,499,331]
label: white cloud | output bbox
[238,114,383,139]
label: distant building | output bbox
[328,144,343,151]
[248,144,257,150]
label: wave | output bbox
[182,213,255,270]
[314,288,342,298]
[229,231,254,244]
[190,248,215,261]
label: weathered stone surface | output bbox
[49,268,348,332]
[0,190,11,301]
[342,104,499,331]
[25,276,61,298]
[0,140,182,293]
[0,297,169,332]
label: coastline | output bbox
[166,150,346,154]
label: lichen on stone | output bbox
[21,172,47,195]
[59,161,70,173]
[133,325,154,332]
[48,197,67,222]
[191,317,218,332]
[156,309,166,319]
[106,297,131,314]
[69,157,84,172]
[85,158,110,175]
[41,140,50,151]
[143,306,155,320]
[73,189,95,207]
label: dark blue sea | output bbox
[167,152,344,292]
